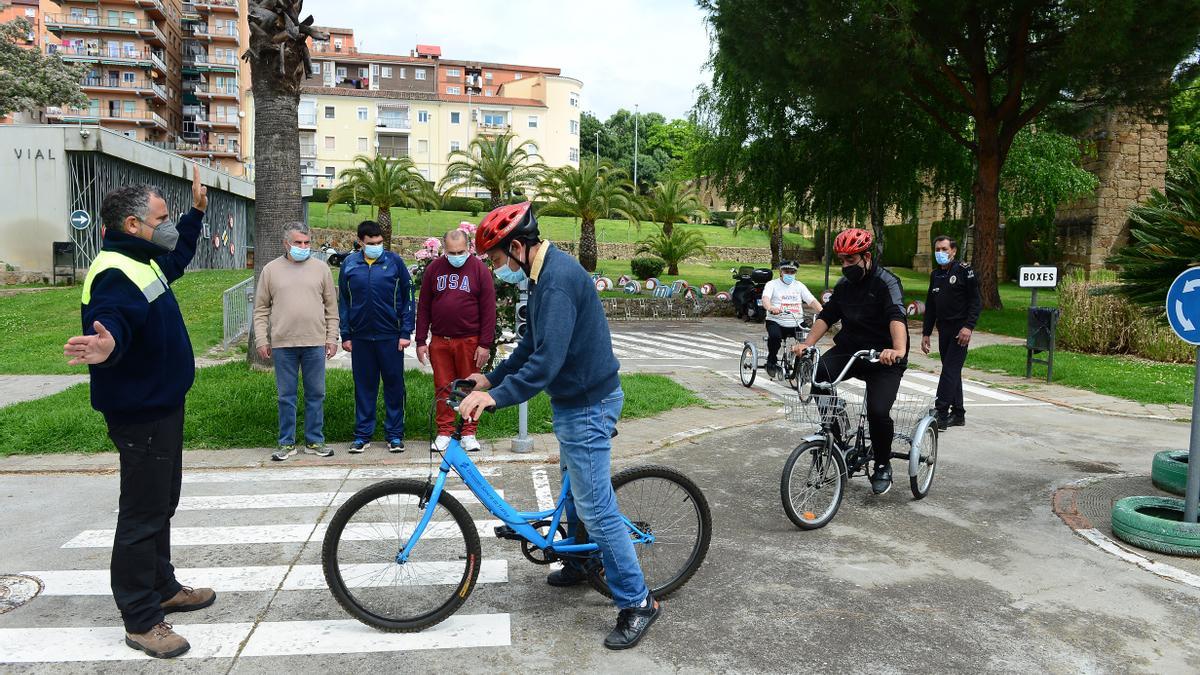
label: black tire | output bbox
[795,357,814,402]
[783,350,799,389]
[739,344,757,387]
[586,465,712,599]
[1111,496,1200,557]
[909,422,938,499]
[1151,450,1189,496]
[322,479,482,631]
[781,440,847,529]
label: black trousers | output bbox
[936,322,969,415]
[765,321,786,366]
[107,406,185,633]
[814,345,905,464]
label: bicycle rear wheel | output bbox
[909,422,938,499]
[586,465,712,599]
[781,440,847,529]
[321,479,481,632]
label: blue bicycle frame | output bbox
[395,434,656,564]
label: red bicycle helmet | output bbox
[833,228,873,256]
[475,201,539,253]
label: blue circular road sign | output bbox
[1166,267,1200,345]
[69,210,91,231]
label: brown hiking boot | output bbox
[161,586,216,614]
[125,621,190,659]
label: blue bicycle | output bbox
[321,380,713,632]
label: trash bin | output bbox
[52,241,76,285]
[1026,306,1059,380]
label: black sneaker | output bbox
[603,599,661,650]
[765,363,780,378]
[935,410,950,431]
[546,564,587,587]
[870,463,893,495]
[947,411,965,428]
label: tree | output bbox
[0,19,87,117]
[701,0,1200,308]
[438,132,543,209]
[327,155,438,250]
[636,227,709,276]
[243,0,324,367]
[1170,70,1200,150]
[537,159,641,272]
[640,178,708,237]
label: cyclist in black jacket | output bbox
[794,228,909,495]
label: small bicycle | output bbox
[779,347,939,530]
[321,380,713,632]
[739,310,812,390]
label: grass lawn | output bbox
[308,205,812,249]
[954,345,1191,405]
[0,269,252,375]
[0,366,701,455]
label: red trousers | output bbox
[430,335,480,435]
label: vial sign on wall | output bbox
[1018,266,1058,288]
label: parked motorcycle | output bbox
[730,266,772,322]
[321,241,359,268]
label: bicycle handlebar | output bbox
[446,379,495,414]
[803,347,879,389]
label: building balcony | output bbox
[375,118,411,133]
[136,0,166,20]
[299,112,317,129]
[46,106,167,128]
[50,44,166,74]
[300,142,317,158]
[478,122,512,135]
[302,175,336,189]
[195,112,240,129]
[183,52,240,72]
[180,2,201,21]
[45,13,166,45]
[186,23,240,41]
[193,0,239,14]
[189,81,239,98]
[80,76,167,102]
[152,140,239,158]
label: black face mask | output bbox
[842,262,867,283]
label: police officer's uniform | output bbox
[922,259,982,424]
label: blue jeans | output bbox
[349,338,406,441]
[274,346,326,446]
[553,387,649,609]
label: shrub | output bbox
[307,188,332,203]
[881,221,918,267]
[466,199,484,217]
[631,256,666,280]
[1057,275,1194,363]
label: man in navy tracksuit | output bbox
[338,220,415,453]
[64,166,215,659]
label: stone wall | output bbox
[600,296,737,321]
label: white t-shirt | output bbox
[763,278,817,326]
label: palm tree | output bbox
[734,202,798,269]
[438,132,544,209]
[636,227,709,276]
[641,178,709,236]
[327,155,438,250]
[538,159,641,272]
[244,0,324,368]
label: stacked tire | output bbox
[1109,449,1199,557]
[1151,450,1188,496]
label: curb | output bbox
[1050,475,1200,590]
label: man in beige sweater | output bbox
[253,222,340,461]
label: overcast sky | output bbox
[304,0,713,121]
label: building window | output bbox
[336,66,347,78]
[377,135,408,158]
[446,68,460,77]
[569,92,579,107]
[325,166,335,177]
[324,105,335,119]
[525,143,538,156]
[324,136,335,149]
[123,72,136,83]
[446,86,461,95]
[357,137,368,151]
[415,69,426,80]
[381,66,392,78]
[450,111,460,124]
[420,168,430,179]
[484,72,493,81]
[417,139,428,154]
[514,73,522,80]
[484,88,494,97]
[357,106,367,120]
[333,38,343,50]
[359,67,368,78]
[450,140,460,152]
[569,147,579,162]
[569,119,579,135]
[418,110,429,123]
[528,115,538,128]
[25,8,35,17]
[483,112,506,127]
[399,67,406,79]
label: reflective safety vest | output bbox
[81,250,168,305]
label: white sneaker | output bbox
[462,435,481,452]
[431,435,451,452]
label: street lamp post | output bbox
[633,103,639,188]
[595,129,600,163]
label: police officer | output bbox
[920,235,981,430]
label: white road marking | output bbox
[63,520,504,548]
[25,561,508,596]
[905,371,1021,401]
[0,615,510,662]
[620,331,730,358]
[696,331,750,348]
[1076,528,1200,589]
[181,466,499,484]
[531,468,555,511]
[607,334,681,359]
[118,489,502,512]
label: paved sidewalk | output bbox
[0,375,87,408]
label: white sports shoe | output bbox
[431,435,451,452]
[462,435,481,452]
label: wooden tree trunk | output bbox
[489,191,503,210]
[972,133,1004,310]
[770,217,783,268]
[578,217,598,272]
[378,206,393,251]
[662,219,674,236]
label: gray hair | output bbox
[283,222,309,241]
[100,184,165,228]
[444,229,469,246]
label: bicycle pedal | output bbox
[493,524,521,541]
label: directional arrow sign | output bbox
[1165,268,1200,345]
[69,210,91,231]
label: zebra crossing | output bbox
[609,330,743,361]
[0,464,545,664]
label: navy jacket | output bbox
[922,260,982,334]
[82,208,204,424]
[338,250,414,341]
[817,263,909,356]
[487,245,621,409]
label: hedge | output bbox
[631,257,666,280]
[881,221,918,267]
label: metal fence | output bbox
[222,277,254,347]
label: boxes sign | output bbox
[1019,266,1058,288]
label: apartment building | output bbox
[35,0,248,175]
[277,27,582,193]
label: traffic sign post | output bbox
[511,279,533,454]
[1165,268,1200,523]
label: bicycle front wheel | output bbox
[781,440,847,530]
[909,422,938,499]
[739,344,757,387]
[321,479,482,632]
[587,465,712,599]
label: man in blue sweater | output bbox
[63,165,214,659]
[459,202,659,650]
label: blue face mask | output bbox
[364,244,384,260]
[290,246,311,262]
[781,274,795,284]
[934,251,953,266]
[447,253,469,268]
[494,258,527,284]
